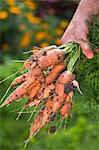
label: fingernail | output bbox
[87,52,94,59]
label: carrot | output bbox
[24,45,57,55]
[11,73,29,87]
[37,45,57,56]
[28,81,41,99]
[66,91,74,102]
[23,46,41,55]
[0,48,64,108]
[35,71,74,125]
[36,83,45,99]
[43,45,57,51]
[23,59,33,70]
[71,80,83,95]
[25,99,40,108]
[38,83,55,100]
[32,46,41,55]
[33,45,57,57]
[25,98,53,145]
[23,71,75,142]
[26,83,54,109]
[51,71,74,113]
[27,96,62,139]
[29,95,65,138]
[25,109,44,146]
[30,65,42,76]
[0,61,41,107]
[29,61,37,69]
[18,56,36,71]
[0,58,36,85]
[60,102,72,118]
[42,84,55,99]
[0,77,36,108]
[55,71,75,97]
[29,82,54,109]
[37,49,65,69]
[0,65,44,108]
[59,91,73,120]
[41,71,73,118]
[42,98,53,124]
[36,84,67,129]
[26,72,44,98]
[23,45,58,64]
[45,62,65,85]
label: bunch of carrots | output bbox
[0,43,83,146]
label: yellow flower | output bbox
[59,20,69,28]
[19,24,26,31]
[26,13,41,24]
[42,22,49,29]
[39,42,49,48]
[35,32,48,41]
[2,43,9,50]
[9,6,21,15]
[0,11,8,20]
[55,38,61,45]
[25,1,37,10]
[20,32,31,48]
[56,28,63,35]
[7,0,15,5]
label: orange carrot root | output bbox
[38,83,55,100]
[60,102,72,118]
[28,81,41,99]
[55,71,75,97]
[0,77,36,108]
[38,49,65,69]
[27,110,44,142]
[72,80,83,95]
[45,62,65,85]
[11,73,29,87]
[23,59,33,69]
[59,91,73,119]
[25,99,40,108]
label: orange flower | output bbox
[19,24,26,31]
[39,42,49,48]
[42,22,49,29]
[9,6,21,15]
[26,13,41,24]
[56,28,63,35]
[2,43,9,50]
[20,32,31,48]
[35,32,48,41]
[0,11,8,20]
[55,38,61,45]
[59,20,69,28]
[25,1,37,10]
[7,0,15,5]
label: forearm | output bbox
[74,0,99,21]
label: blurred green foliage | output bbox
[0,0,71,60]
[0,0,99,150]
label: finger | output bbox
[95,48,99,53]
[80,41,94,59]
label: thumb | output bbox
[80,41,94,59]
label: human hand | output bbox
[61,15,94,59]
[60,0,99,59]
